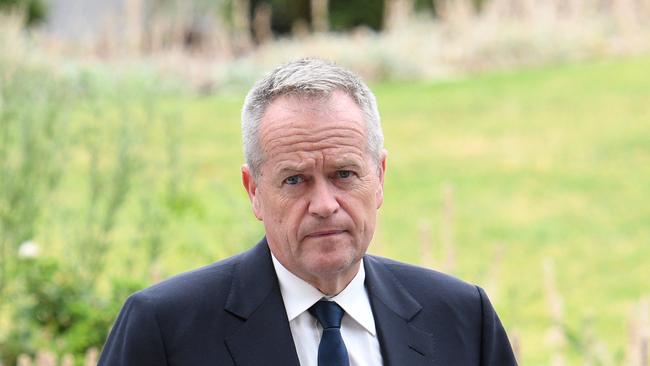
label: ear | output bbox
[375,149,387,209]
[242,164,263,220]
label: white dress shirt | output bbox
[271,254,384,366]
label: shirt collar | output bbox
[271,254,377,336]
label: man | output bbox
[99,59,517,365]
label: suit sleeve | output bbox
[98,293,169,366]
[476,286,518,366]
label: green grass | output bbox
[374,56,650,364]
[3,54,649,365]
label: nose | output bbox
[308,179,340,218]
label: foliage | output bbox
[329,0,383,31]
[0,0,46,25]
[0,257,144,365]
[251,0,311,34]
[1,52,649,365]
[0,60,189,364]
[0,62,69,298]
[212,0,650,91]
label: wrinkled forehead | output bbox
[257,91,369,171]
[271,149,367,174]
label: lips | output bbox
[305,229,346,238]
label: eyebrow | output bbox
[272,156,365,177]
[331,157,363,169]
[273,162,310,176]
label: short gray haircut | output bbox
[241,58,383,178]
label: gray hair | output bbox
[241,58,383,178]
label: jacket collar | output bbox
[364,255,436,366]
[224,238,301,366]
[223,238,436,366]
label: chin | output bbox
[305,249,360,276]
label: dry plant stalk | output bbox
[626,297,650,366]
[124,0,144,55]
[484,244,505,303]
[232,0,253,52]
[441,183,456,274]
[17,354,32,366]
[6,0,650,90]
[96,13,117,58]
[0,11,27,62]
[436,0,475,26]
[60,354,74,366]
[35,351,56,366]
[543,259,566,366]
[13,347,109,366]
[84,347,99,366]
[253,3,273,44]
[311,0,330,33]
[384,0,415,31]
[509,329,522,364]
[418,219,434,269]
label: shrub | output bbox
[0,0,46,25]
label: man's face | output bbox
[242,91,386,287]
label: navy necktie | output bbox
[309,300,350,366]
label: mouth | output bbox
[305,230,346,238]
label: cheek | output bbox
[271,197,307,230]
[343,185,380,227]
[273,196,296,222]
[351,179,380,206]
[261,189,289,212]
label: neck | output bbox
[306,262,361,296]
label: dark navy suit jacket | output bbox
[99,238,517,365]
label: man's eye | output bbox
[284,175,304,185]
[337,170,354,179]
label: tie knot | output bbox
[309,300,344,329]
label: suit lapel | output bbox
[364,256,436,366]
[224,239,300,366]
[222,240,438,365]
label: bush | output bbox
[0,0,46,25]
[0,256,145,365]
[0,55,174,366]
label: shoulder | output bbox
[365,254,482,307]
[127,250,246,314]
[363,256,517,364]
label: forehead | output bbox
[262,90,363,126]
[258,91,369,171]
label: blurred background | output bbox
[1,0,649,365]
